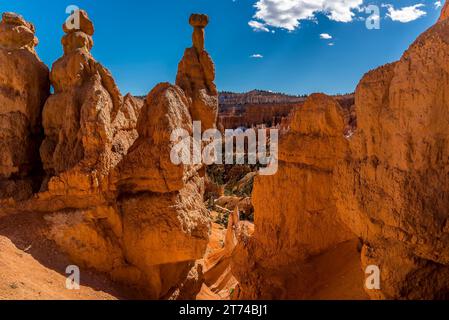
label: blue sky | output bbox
[0,0,444,96]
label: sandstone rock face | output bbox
[38,12,212,299]
[39,10,130,201]
[116,83,197,193]
[335,15,449,299]
[0,13,49,200]
[0,11,215,300]
[176,14,218,131]
[114,83,211,298]
[232,94,355,299]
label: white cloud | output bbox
[328,42,335,46]
[320,33,333,39]
[251,0,364,31]
[248,20,271,32]
[383,3,427,23]
[435,1,442,9]
[250,54,264,58]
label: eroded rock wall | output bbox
[0,11,217,300]
[232,94,355,299]
[334,11,449,299]
[0,13,49,200]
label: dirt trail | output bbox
[0,235,119,300]
[0,212,140,300]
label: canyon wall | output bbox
[232,94,356,299]
[335,3,449,299]
[0,11,217,299]
[218,90,354,132]
[233,2,449,300]
[218,90,305,130]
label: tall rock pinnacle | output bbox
[176,14,218,131]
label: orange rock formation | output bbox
[335,5,449,299]
[176,14,218,131]
[232,94,357,299]
[232,2,449,300]
[0,11,217,300]
[0,13,49,200]
[2,3,449,301]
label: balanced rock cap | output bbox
[189,14,209,28]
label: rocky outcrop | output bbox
[232,94,355,299]
[110,14,221,297]
[0,11,216,300]
[114,82,211,298]
[334,10,449,299]
[176,14,218,130]
[0,13,49,200]
[115,83,198,194]
[39,10,134,203]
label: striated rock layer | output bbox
[0,11,217,300]
[232,94,356,299]
[218,91,355,132]
[335,7,449,299]
[0,13,49,200]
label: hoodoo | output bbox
[176,14,218,131]
[0,11,218,300]
[1,2,449,302]
[0,12,49,200]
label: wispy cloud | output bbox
[250,54,264,58]
[383,3,427,23]
[320,33,333,39]
[249,20,271,32]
